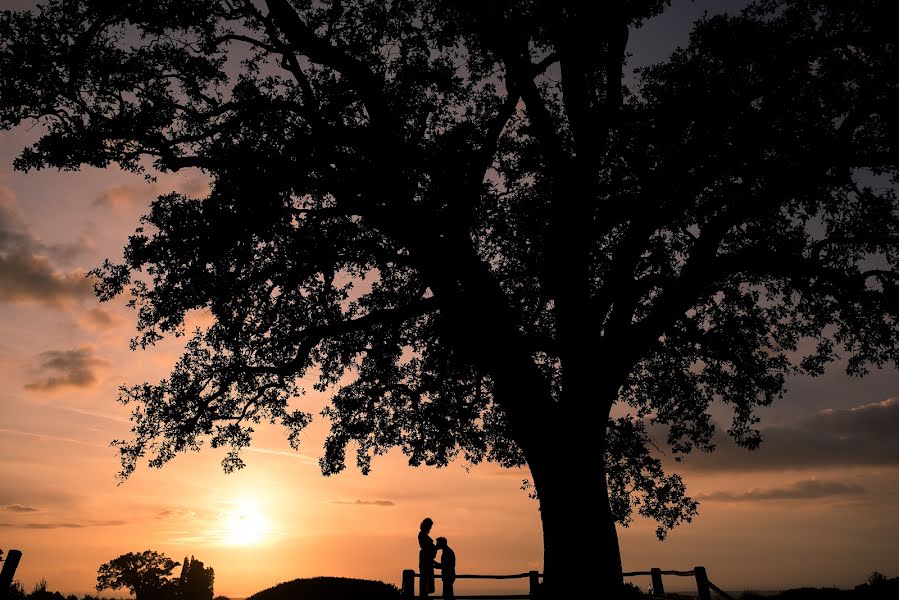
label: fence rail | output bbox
[401,564,734,600]
[401,569,540,599]
[623,565,735,600]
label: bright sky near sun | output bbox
[1,0,898,597]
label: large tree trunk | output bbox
[530,431,623,599]
[441,261,626,597]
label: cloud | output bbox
[0,520,126,529]
[698,479,867,502]
[93,183,158,210]
[678,398,899,472]
[331,499,396,507]
[45,237,96,266]
[171,175,211,199]
[24,346,110,391]
[91,519,128,527]
[93,175,210,211]
[0,427,108,449]
[79,306,124,331]
[0,253,94,304]
[245,446,318,464]
[1,504,38,512]
[157,507,201,521]
[0,187,94,305]
[56,405,130,423]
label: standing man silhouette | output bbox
[418,518,437,597]
[435,537,456,600]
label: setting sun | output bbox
[221,500,271,546]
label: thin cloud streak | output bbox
[56,404,131,423]
[1,503,38,512]
[0,427,108,449]
[697,479,867,502]
[246,446,318,464]
[0,520,127,529]
[155,506,214,521]
[330,499,396,507]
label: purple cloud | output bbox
[677,398,899,471]
[24,346,110,391]
[698,479,867,502]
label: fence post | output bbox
[694,566,711,600]
[650,568,665,596]
[401,569,415,599]
[1,550,23,600]
[528,571,540,599]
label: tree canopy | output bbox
[2,0,897,595]
[96,551,180,600]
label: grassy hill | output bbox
[739,574,899,600]
[246,577,400,600]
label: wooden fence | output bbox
[400,565,734,600]
[622,566,735,600]
[401,569,540,599]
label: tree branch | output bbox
[531,52,559,76]
[263,0,394,128]
[471,92,520,189]
[239,297,439,377]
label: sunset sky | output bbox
[1,0,898,597]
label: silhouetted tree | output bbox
[1,1,897,596]
[28,580,63,600]
[179,557,214,600]
[96,551,180,600]
[6,581,25,600]
[855,571,899,599]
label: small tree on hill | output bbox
[179,557,214,600]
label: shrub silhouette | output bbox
[778,588,847,600]
[247,577,399,600]
[854,572,899,599]
[619,581,649,599]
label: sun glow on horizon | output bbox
[220,499,272,546]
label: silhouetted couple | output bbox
[418,517,456,599]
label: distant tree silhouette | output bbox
[855,571,899,599]
[179,557,214,600]
[1,1,897,596]
[28,579,64,600]
[6,581,25,600]
[96,551,179,600]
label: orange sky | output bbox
[2,125,898,598]
[2,0,899,596]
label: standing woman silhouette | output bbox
[418,518,437,597]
